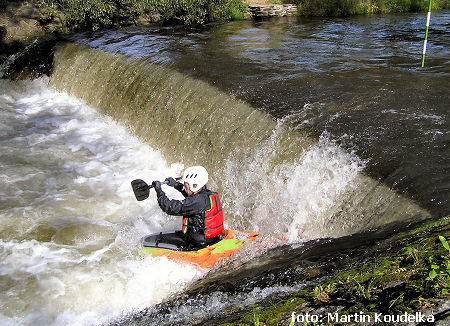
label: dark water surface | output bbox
[73,12,449,218]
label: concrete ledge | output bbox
[248,4,298,18]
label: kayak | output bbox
[140,229,259,269]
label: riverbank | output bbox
[0,0,248,69]
[2,0,449,57]
[294,0,448,16]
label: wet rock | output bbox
[0,1,45,42]
[1,35,61,80]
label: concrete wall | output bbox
[248,4,298,18]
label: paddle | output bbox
[131,177,182,201]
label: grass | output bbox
[293,0,449,16]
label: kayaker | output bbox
[151,166,224,248]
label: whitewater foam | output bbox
[0,77,201,326]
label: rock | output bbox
[0,1,45,43]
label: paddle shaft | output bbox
[145,177,183,189]
[131,177,182,201]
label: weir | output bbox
[50,43,431,241]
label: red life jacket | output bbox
[204,192,225,238]
[182,192,224,239]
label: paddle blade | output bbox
[131,179,150,201]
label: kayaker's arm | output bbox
[157,191,183,215]
[153,181,209,216]
[164,177,188,197]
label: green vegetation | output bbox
[33,0,248,31]
[8,0,448,36]
[293,0,449,16]
[220,219,449,325]
[426,236,450,295]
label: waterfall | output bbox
[50,43,431,240]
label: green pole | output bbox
[421,0,433,67]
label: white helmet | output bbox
[183,166,208,192]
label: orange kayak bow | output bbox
[140,229,259,269]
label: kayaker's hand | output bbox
[152,181,162,192]
[164,177,178,187]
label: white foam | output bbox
[139,283,306,325]
[282,134,363,241]
[0,78,199,326]
[223,121,364,241]
[0,237,201,326]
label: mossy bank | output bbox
[217,218,449,325]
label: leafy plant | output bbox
[253,312,260,325]
[403,246,420,265]
[425,236,450,296]
[313,283,336,302]
[354,277,377,299]
[153,0,248,25]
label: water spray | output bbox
[421,0,433,67]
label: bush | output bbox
[34,0,144,30]
[33,0,248,31]
[151,0,248,25]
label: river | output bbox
[0,11,448,326]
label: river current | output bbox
[0,11,449,326]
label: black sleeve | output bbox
[173,181,188,198]
[155,189,209,216]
